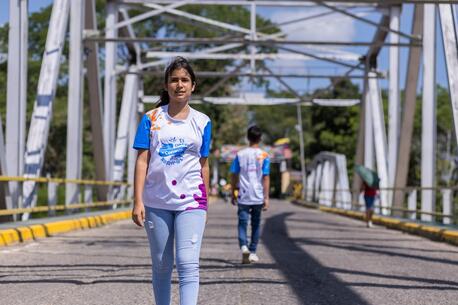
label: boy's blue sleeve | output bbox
[262,157,270,175]
[200,121,212,157]
[230,156,240,174]
[133,114,151,150]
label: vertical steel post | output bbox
[388,5,401,204]
[104,1,118,193]
[47,175,57,217]
[250,2,256,74]
[421,4,437,222]
[441,189,452,225]
[408,189,417,220]
[393,5,424,215]
[84,0,107,201]
[296,104,307,199]
[439,5,458,152]
[363,74,374,170]
[66,0,85,205]
[368,71,389,214]
[127,98,139,201]
[113,68,139,203]
[6,0,28,209]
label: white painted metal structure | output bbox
[306,152,352,209]
[21,0,70,220]
[2,1,458,224]
[5,0,28,211]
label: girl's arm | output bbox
[132,149,149,227]
[200,157,210,198]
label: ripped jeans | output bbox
[144,207,206,305]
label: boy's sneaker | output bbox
[241,245,250,264]
[249,253,259,263]
[367,221,373,228]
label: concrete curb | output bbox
[292,200,458,247]
[0,210,131,247]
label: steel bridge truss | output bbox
[1,0,458,221]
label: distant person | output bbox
[362,181,378,228]
[230,126,270,264]
[132,57,211,305]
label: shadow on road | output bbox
[262,212,369,305]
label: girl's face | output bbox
[165,68,195,104]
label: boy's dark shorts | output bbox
[364,195,375,210]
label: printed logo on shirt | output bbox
[158,137,188,166]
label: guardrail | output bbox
[0,176,131,221]
[293,185,457,225]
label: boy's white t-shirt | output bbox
[133,105,212,211]
[230,147,270,205]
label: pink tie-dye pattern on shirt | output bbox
[186,183,207,211]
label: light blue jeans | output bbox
[144,207,206,305]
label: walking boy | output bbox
[230,126,270,264]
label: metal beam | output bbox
[351,74,366,208]
[439,5,458,160]
[84,0,107,201]
[363,74,374,170]
[421,4,437,222]
[387,5,401,206]
[113,68,138,202]
[365,14,390,69]
[132,70,383,79]
[368,71,389,214]
[85,36,420,47]
[104,1,118,193]
[66,0,85,205]
[146,51,359,62]
[85,36,419,47]
[22,0,70,220]
[115,0,449,5]
[6,0,28,209]
[127,88,139,201]
[393,5,424,215]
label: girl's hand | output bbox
[132,203,145,227]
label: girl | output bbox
[132,57,211,305]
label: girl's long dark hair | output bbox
[156,56,196,108]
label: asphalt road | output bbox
[0,199,457,305]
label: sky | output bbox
[0,0,451,95]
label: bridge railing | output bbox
[302,152,456,225]
[0,176,131,221]
[300,186,456,225]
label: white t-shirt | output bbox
[230,147,270,205]
[133,105,211,211]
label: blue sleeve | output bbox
[230,156,240,174]
[200,121,212,157]
[262,157,270,175]
[133,114,151,150]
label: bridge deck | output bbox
[0,199,457,305]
